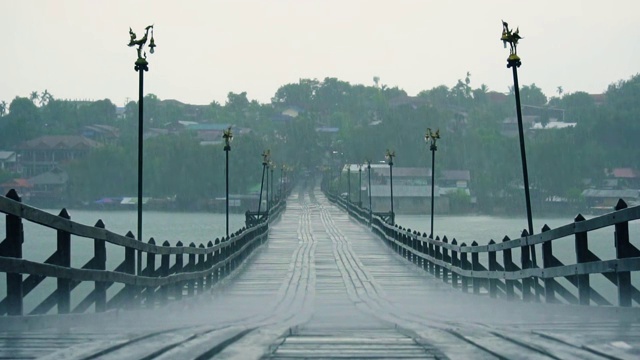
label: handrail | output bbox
[326,188,640,307]
[0,185,290,317]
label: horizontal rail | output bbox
[0,184,291,316]
[326,188,640,307]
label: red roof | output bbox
[612,168,639,178]
[1,178,32,188]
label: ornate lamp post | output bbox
[425,128,440,238]
[128,25,156,275]
[257,150,270,220]
[367,160,372,224]
[330,150,338,195]
[358,164,362,207]
[223,127,233,239]
[501,21,537,266]
[347,165,351,211]
[385,149,395,225]
[266,160,271,216]
[280,164,285,200]
[270,161,275,210]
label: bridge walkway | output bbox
[3,183,639,359]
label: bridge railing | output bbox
[327,191,640,307]
[0,189,286,317]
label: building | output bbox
[18,135,101,177]
[27,167,69,205]
[346,165,470,214]
[0,178,32,198]
[0,151,17,172]
[81,124,120,144]
[581,189,639,213]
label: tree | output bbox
[29,91,39,105]
[520,83,547,106]
[1,97,41,145]
[39,89,53,106]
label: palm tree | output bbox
[39,89,53,106]
[556,86,564,97]
[29,91,39,105]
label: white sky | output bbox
[1,0,639,106]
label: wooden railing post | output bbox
[145,238,156,307]
[160,241,171,304]
[614,199,632,307]
[502,236,515,300]
[451,239,459,289]
[574,214,590,305]
[434,236,442,279]
[206,240,214,289]
[460,243,468,293]
[124,231,137,308]
[471,241,480,295]
[187,243,196,297]
[214,238,221,282]
[174,241,184,300]
[488,240,498,298]
[4,189,24,316]
[421,234,429,272]
[56,208,71,314]
[428,237,435,275]
[198,244,205,294]
[442,236,449,284]
[520,230,532,302]
[93,220,107,313]
[540,224,556,304]
[224,237,231,276]
[414,233,422,267]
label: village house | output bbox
[0,151,17,172]
[17,135,101,177]
[343,164,471,214]
[27,167,69,206]
[580,167,640,213]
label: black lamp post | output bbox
[270,161,275,209]
[425,128,440,239]
[266,161,271,216]
[128,25,156,275]
[257,150,269,220]
[223,127,233,239]
[358,164,362,207]
[367,160,372,224]
[330,150,338,195]
[501,21,537,266]
[385,149,395,225]
[347,165,351,211]
[280,164,284,200]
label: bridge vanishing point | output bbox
[0,180,639,359]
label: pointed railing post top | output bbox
[615,198,628,210]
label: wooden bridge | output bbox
[0,179,639,359]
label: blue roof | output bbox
[186,123,231,131]
[316,127,339,133]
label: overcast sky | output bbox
[2,0,639,107]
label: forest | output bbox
[0,72,639,215]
